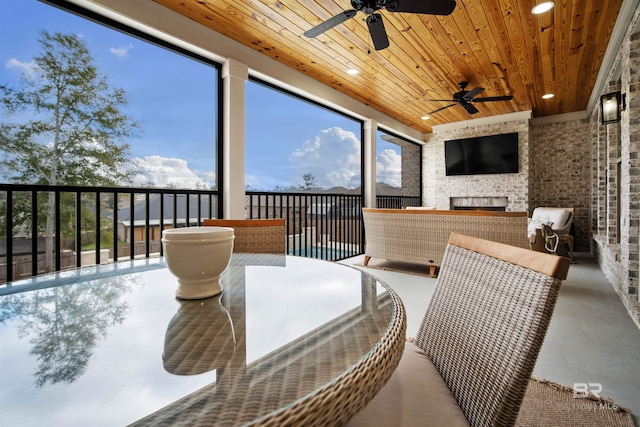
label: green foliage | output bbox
[0,31,137,244]
[0,31,137,187]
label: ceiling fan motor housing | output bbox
[351,0,386,13]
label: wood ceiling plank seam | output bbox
[446,2,503,92]
[226,0,366,78]
[186,0,387,105]
[153,0,225,29]
[299,1,388,55]
[440,2,518,117]
[494,0,542,115]
[299,0,468,106]
[537,8,556,106]
[464,1,531,112]
[378,14,466,101]
[563,0,607,111]
[563,0,590,112]
[398,13,484,101]
[552,0,576,113]
[402,14,477,103]
[288,0,373,52]
[418,14,477,92]
[460,1,512,95]
[380,15,450,97]
[476,0,534,101]
[579,1,622,91]
[412,15,482,120]
[164,0,361,83]
[427,5,510,118]
[294,6,432,105]
[516,0,550,114]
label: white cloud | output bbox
[127,155,211,189]
[109,44,134,59]
[376,148,402,187]
[290,127,361,189]
[5,58,39,78]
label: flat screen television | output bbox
[444,132,519,176]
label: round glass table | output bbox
[0,254,406,426]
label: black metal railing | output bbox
[246,191,364,260]
[0,184,218,284]
[376,195,421,209]
[1,184,419,283]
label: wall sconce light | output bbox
[600,91,625,125]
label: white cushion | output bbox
[531,208,571,231]
[528,218,553,236]
[405,206,436,210]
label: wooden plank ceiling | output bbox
[153,0,622,133]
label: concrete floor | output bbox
[340,252,640,424]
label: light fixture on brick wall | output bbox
[600,91,625,125]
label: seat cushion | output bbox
[345,342,470,427]
[530,208,571,231]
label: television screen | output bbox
[444,132,519,176]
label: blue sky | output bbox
[0,0,401,190]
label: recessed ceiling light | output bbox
[542,93,555,99]
[421,115,430,120]
[532,1,554,14]
[346,68,359,75]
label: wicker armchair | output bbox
[347,232,570,427]
[202,218,286,254]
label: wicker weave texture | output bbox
[414,242,564,427]
[362,210,528,267]
[203,219,286,254]
[252,283,407,427]
[131,254,407,427]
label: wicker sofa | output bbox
[362,208,529,276]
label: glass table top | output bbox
[0,254,402,426]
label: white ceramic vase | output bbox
[162,226,235,299]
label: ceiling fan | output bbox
[427,81,514,115]
[304,0,457,51]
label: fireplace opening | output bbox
[450,197,509,212]
[452,206,506,212]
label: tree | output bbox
[299,173,319,190]
[0,31,138,270]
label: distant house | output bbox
[116,194,218,243]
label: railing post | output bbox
[31,191,38,276]
[6,190,13,282]
[96,191,101,265]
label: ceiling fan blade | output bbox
[462,103,479,114]
[463,87,484,100]
[471,95,514,102]
[366,14,390,50]
[304,10,357,38]
[386,0,457,15]
[428,103,457,114]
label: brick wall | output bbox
[423,117,592,252]
[423,119,529,213]
[530,119,592,251]
[591,7,640,327]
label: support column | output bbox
[222,59,248,219]
[363,119,377,208]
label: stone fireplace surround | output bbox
[450,196,509,211]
